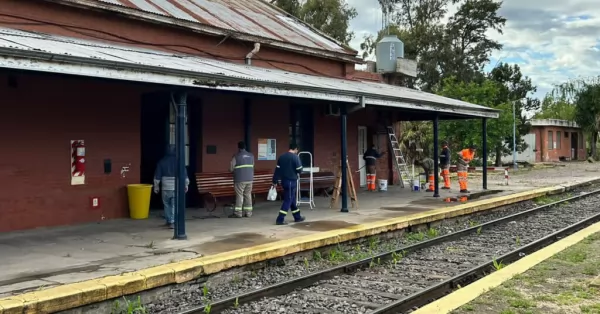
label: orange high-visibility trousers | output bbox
[457,171,468,191]
[441,166,451,189]
[426,174,435,191]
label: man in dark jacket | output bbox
[229,141,255,218]
[272,143,306,225]
[153,144,189,229]
[363,145,381,191]
[440,141,451,189]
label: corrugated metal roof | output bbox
[48,0,353,55]
[0,28,499,118]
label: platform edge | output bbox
[0,178,598,313]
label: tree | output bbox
[488,63,540,165]
[436,77,514,166]
[534,95,576,120]
[574,84,600,159]
[273,0,358,45]
[362,0,506,91]
[551,76,600,159]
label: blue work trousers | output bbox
[276,179,302,224]
[162,190,175,224]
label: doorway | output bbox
[358,126,367,187]
[571,131,578,160]
[140,92,200,209]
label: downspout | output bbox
[245,43,261,65]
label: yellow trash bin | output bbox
[127,184,153,219]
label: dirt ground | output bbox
[451,231,600,314]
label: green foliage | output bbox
[534,95,576,120]
[274,0,357,45]
[436,77,514,164]
[112,296,146,314]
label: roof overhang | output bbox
[41,0,363,64]
[0,28,499,119]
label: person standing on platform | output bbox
[363,145,381,191]
[414,157,435,192]
[153,144,189,229]
[229,141,255,218]
[457,145,477,193]
[272,143,306,225]
[440,141,451,189]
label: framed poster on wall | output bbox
[258,138,276,160]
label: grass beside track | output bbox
[451,232,600,314]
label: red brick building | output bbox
[0,0,497,232]
[530,119,586,162]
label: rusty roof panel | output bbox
[190,0,278,40]
[127,0,163,15]
[87,0,347,53]
[147,0,196,21]
[0,27,498,119]
[176,0,233,30]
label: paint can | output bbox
[412,179,420,192]
[378,179,388,192]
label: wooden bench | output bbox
[299,171,336,196]
[196,170,282,212]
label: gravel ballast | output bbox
[146,186,599,314]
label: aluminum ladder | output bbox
[387,126,412,188]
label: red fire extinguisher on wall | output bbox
[72,140,86,177]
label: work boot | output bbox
[294,216,306,223]
[276,221,288,225]
[243,211,252,218]
[228,213,242,218]
[168,223,174,229]
[442,187,450,190]
[460,189,470,193]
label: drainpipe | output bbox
[245,43,261,65]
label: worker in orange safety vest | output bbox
[457,144,477,193]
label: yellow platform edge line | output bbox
[0,179,597,313]
[412,220,600,314]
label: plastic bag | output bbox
[267,186,278,201]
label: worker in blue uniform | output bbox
[272,143,306,225]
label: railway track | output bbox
[175,189,600,314]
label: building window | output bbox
[565,132,569,138]
[169,104,189,166]
[547,131,554,150]
[556,131,561,149]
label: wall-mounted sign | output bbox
[71,140,86,185]
[258,138,276,161]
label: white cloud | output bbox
[347,0,600,99]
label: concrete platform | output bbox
[0,163,598,313]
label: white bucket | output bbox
[413,179,420,191]
[378,179,388,192]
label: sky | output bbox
[346,0,600,100]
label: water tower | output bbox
[375,35,404,73]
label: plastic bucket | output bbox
[413,179,420,191]
[378,179,388,192]
[127,184,152,219]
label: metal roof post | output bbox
[174,91,188,240]
[482,118,488,190]
[340,103,349,213]
[433,115,440,198]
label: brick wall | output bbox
[0,0,351,78]
[534,126,586,162]
[0,72,145,232]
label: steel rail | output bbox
[371,205,600,313]
[178,189,600,314]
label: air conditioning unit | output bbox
[324,104,340,116]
